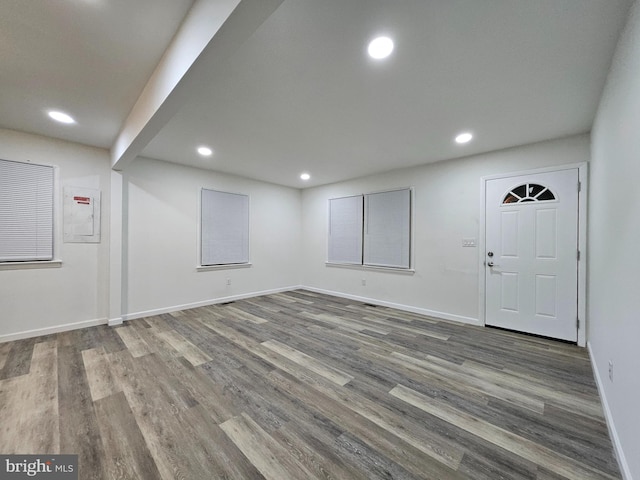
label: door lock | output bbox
[487,251,494,257]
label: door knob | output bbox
[487,261,498,267]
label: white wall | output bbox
[589,1,640,478]
[0,128,112,340]
[301,134,590,322]
[124,157,301,317]
[0,134,303,337]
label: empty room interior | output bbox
[1,1,639,479]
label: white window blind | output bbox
[201,189,249,266]
[363,189,411,268]
[328,195,363,264]
[0,159,54,262]
[328,188,412,269]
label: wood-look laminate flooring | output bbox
[0,290,620,479]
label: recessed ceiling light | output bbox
[455,132,473,144]
[368,36,394,59]
[48,110,75,124]
[197,146,213,156]
[300,173,311,181]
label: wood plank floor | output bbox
[0,290,620,479]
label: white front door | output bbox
[485,169,579,342]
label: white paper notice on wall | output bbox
[64,187,101,243]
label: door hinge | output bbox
[576,317,580,329]
[577,249,581,261]
[577,181,582,192]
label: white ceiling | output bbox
[0,0,194,148]
[0,0,633,188]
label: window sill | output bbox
[0,260,63,271]
[197,263,252,272]
[325,262,415,275]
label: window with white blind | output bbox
[0,159,54,262]
[364,188,411,268]
[201,188,249,266]
[328,188,412,269]
[328,195,363,264]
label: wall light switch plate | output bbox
[462,238,477,247]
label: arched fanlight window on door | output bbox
[502,183,556,204]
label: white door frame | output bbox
[478,163,588,347]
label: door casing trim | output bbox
[478,163,587,347]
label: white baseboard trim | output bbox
[0,317,108,343]
[0,286,478,343]
[123,285,303,321]
[587,341,632,480]
[301,286,480,325]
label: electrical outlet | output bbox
[361,279,366,286]
[608,360,614,382]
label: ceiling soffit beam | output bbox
[110,0,285,170]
